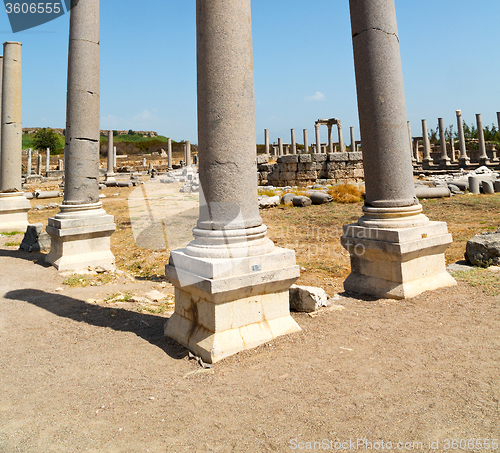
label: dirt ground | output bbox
[1,178,500,452]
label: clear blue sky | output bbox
[0,0,498,145]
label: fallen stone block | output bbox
[465,230,500,267]
[19,223,51,252]
[482,180,495,194]
[281,193,295,204]
[292,196,312,207]
[309,191,334,204]
[289,285,329,312]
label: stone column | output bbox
[58,158,64,171]
[105,130,115,181]
[185,140,191,166]
[407,121,415,163]
[337,121,345,152]
[167,137,172,169]
[456,110,469,166]
[26,148,32,176]
[350,126,356,152]
[165,0,300,364]
[438,118,450,167]
[142,157,146,167]
[278,137,283,156]
[46,0,115,271]
[413,138,419,163]
[36,153,42,175]
[477,113,489,165]
[264,129,269,155]
[303,129,309,154]
[45,148,50,174]
[315,123,320,154]
[450,138,456,163]
[290,129,296,154]
[422,119,432,165]
[327,124,334,153]
[341,0,454,299]
[113,146,116,168]
[0,42,30,232]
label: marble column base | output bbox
[479,157,490,166]
[341,221,456,300]
[45,203,116,271]
[0,193,31,232]
[422,158,433,167]
[439,157,451,168]
[458,157,470,167]
[105,172,116,182]
[165,247,301,363]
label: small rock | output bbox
[55,287,63,292]
[289,285,329,312]
[145,290,168,302]
[292,196,312,207]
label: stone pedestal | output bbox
[341,221,455,299]
[46,204,115,271]
[165,0,300,363]
[165,247,300,364]
[0,193,31,232]
[346,0,455,299]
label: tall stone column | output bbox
[303,129,309,153]
[477,114,489,165]
[185,140,191,166]
[26,148,32,176]
[407,121,415,163]
[341,0,454,299]
[350,126,356,152]
[327,124,334,153]
[167,137,172,170]
[450,138,456,163]
[438,118,450,167]
[36,153,42,175]
[165,0,300,363]
[0,42,30,232]
[456,110,469,166]
[422,119,432,165]
[290,129,296,154]
[337,121,345,152]
[315,123,320,154]
[46,0,115,271]
[278,137,283,156]
[105,130,115,181]
[45,148,50,174]
[113,146,116,168]
[264,129,269,155]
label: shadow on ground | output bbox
[5,288,187,360]
[0,248,51,266]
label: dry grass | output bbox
[452,268,500,296]
[327,183,364,203]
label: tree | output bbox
[31,128,64,154]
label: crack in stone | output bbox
[353,27,399,42]
[74,137,99,143]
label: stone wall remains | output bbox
[257,152,364,187]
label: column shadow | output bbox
[0,248,51,266]
[4,289,187,360]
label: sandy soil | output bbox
[1,180,499,452]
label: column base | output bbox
[458,157,470,167]
[479,157,490,166]
[105,172,116,181]
[165,247,301,363]
[0,192,31,232]
[439,157,451,168]
[422,158,433,167]
[45,203,116,271]
[341,222,456,300]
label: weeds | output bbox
[453,268,500,296]
[63,275,91,287]
[328,183,364,203]
[5,241,20,247]
[1,231,22,236]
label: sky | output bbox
[0,0,498,145]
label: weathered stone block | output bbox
[299,154,312,163]
[256,154,269,165]
[312,154,327,163]
[297,171,318,180]
[292,196,312,207]
[298,163,315,171]
[326,161,346,171]
[328,152,348,162]
[279,155,299,164]
[353,169,365,178]
[465,230,500,267]
[348,151,363,161]
[289,285,329,312]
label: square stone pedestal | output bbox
[45,208,116,271]
[341,222,456,299]
[165,247,301,364]
[0,193,31,232]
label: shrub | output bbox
[328,183,364,203]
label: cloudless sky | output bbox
[0,0,498,145]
